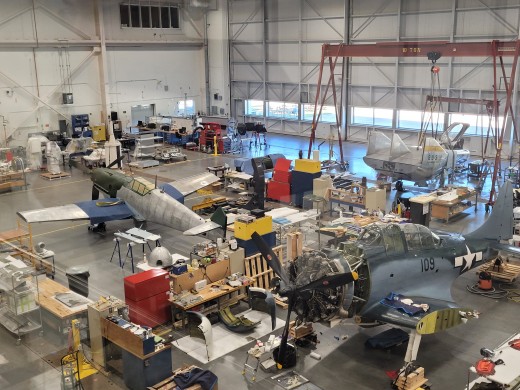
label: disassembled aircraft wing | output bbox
[17,199,133,224]
[167,172,220,196]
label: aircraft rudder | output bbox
[465,181,513,241]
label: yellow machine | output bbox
[61,319,97,388]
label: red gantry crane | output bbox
[308,40,520,205]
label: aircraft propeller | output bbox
[251,232,358,368]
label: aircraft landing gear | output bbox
[88,222,106,233]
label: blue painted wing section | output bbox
[75,198,134,224]
[159,183,184,203]
[362,295,458,329]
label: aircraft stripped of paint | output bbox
[17,157,226,237]
[363,122,471,187]
[252,180,516,368]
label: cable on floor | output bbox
[466,283,512,299]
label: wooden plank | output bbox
[0,228,29,241]
[37,278,91,319]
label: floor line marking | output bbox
[32,223,90,238]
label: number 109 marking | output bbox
[421,257,435,272]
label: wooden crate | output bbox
[288,321,313,339]
[394,367,428,390]
[477,259,520,283]
[244,246,288,308]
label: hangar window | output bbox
[351,107,373,125]
[267,102,298,119]
[120,3,180,29]
[302,104,336,123]
[245,100,264,116]
[177,100,195,116]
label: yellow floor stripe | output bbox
[32,223,90,238]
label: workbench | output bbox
[101,317,172,390]
[224,171,252,192]
[0,170,26,191]
[431,188,476,223]
[169,278,250,329]
[37,278,92,333]
[327,186,366,215]
[207,165,230,177]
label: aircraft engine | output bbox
[336,243,370,318]
[288,250,347,322]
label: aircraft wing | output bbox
[361,295,475,335]
[168,172,221,196]
[17,198,134,225]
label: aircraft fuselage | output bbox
[90,168,205,231]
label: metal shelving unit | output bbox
[0,257,43,344]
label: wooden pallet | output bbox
[40,172,71,180]
[244,246,288,308]
[477,259,520,283]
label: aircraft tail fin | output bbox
[210,207,228,232]
[390,134,410,158]
[183,207,227,237]
[367,131,391,155]
[465,181,513,241]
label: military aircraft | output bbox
[17,158,225,236]
[363,123,470,189]
[253,180,515,367]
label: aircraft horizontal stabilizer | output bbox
[183,221,223,236]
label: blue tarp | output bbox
[380,292,425,316]
[75,198,134,225]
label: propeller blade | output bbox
[107,155,125,169]
[251,232,290,285]
[296,272,358,294]
[92,186,100,201]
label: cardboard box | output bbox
[170,259,230,293]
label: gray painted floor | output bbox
[0,134,518,389]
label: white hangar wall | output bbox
[0,0,206,146]
[228,0,520,157]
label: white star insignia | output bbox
[454,245,483,273]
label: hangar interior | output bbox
[0,1,520,389]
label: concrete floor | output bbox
[0,133,519,389]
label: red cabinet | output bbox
[124,269,170,327]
